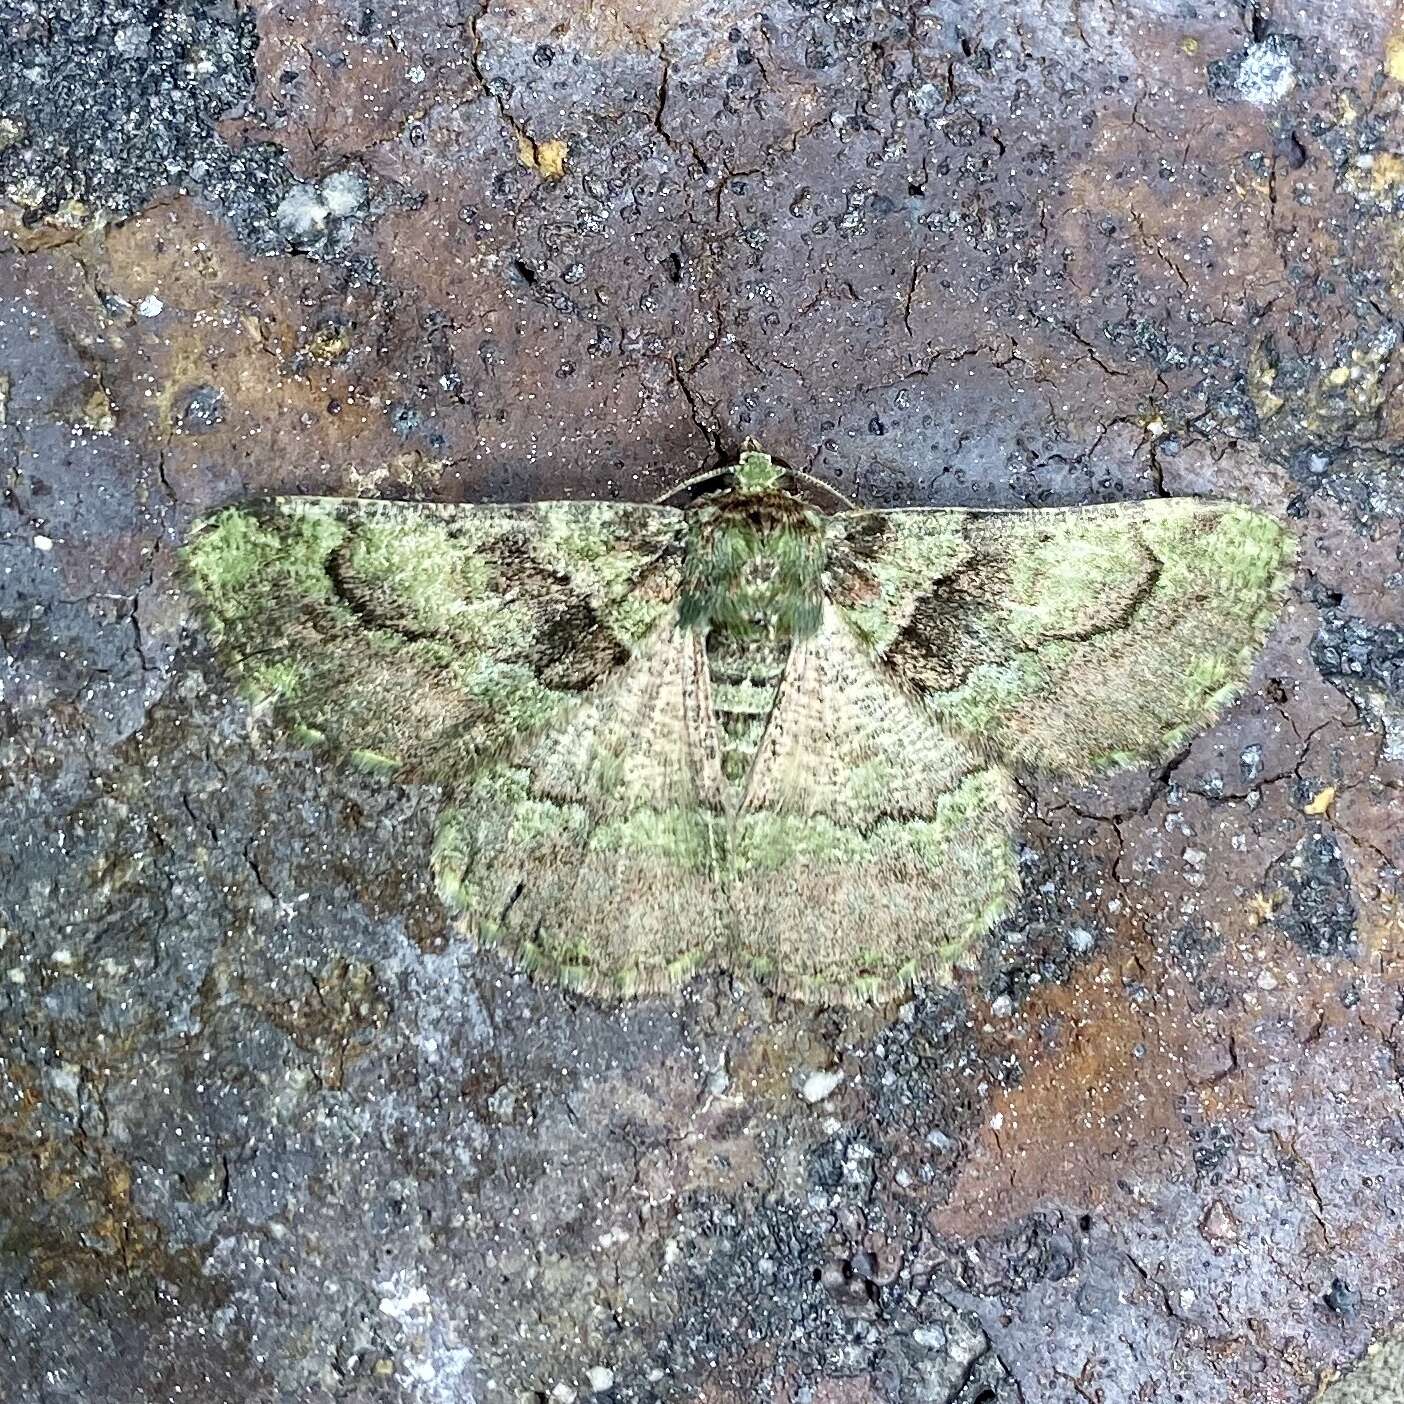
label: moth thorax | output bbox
[678,499,826,792]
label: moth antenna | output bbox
[652,462,858,509]
[652,468,730,504]
[787,468,857,510]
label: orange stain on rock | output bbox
[934,945,1194,1236]
[933,924,1380,1239]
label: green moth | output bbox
[185,447,1295,1005]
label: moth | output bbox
[186,447,1294,1005]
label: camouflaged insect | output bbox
[185,448,1295,1005]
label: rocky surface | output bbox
[2,1,1402,1401]
[1319,1329,1404,1403]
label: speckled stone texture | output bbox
[1318,1330,1404,1403]
[1,2,1402,1402]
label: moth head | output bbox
[654,447,854,512]
[731,449,785,495]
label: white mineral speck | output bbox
[990,995,1014,1018]
[587,1365,615,1392]
[48,1064,80,1100]
[911,81,942,114]
[114,23,151,58]
[276,183,331,236]
[136,294,164,317]
[34,534,53,551]
[1235,45,1296,105]
[321,169,367,217]
[376,1284,430,1320]
[800,1068,843,1103]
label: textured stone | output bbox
[2,1,1402,1401]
